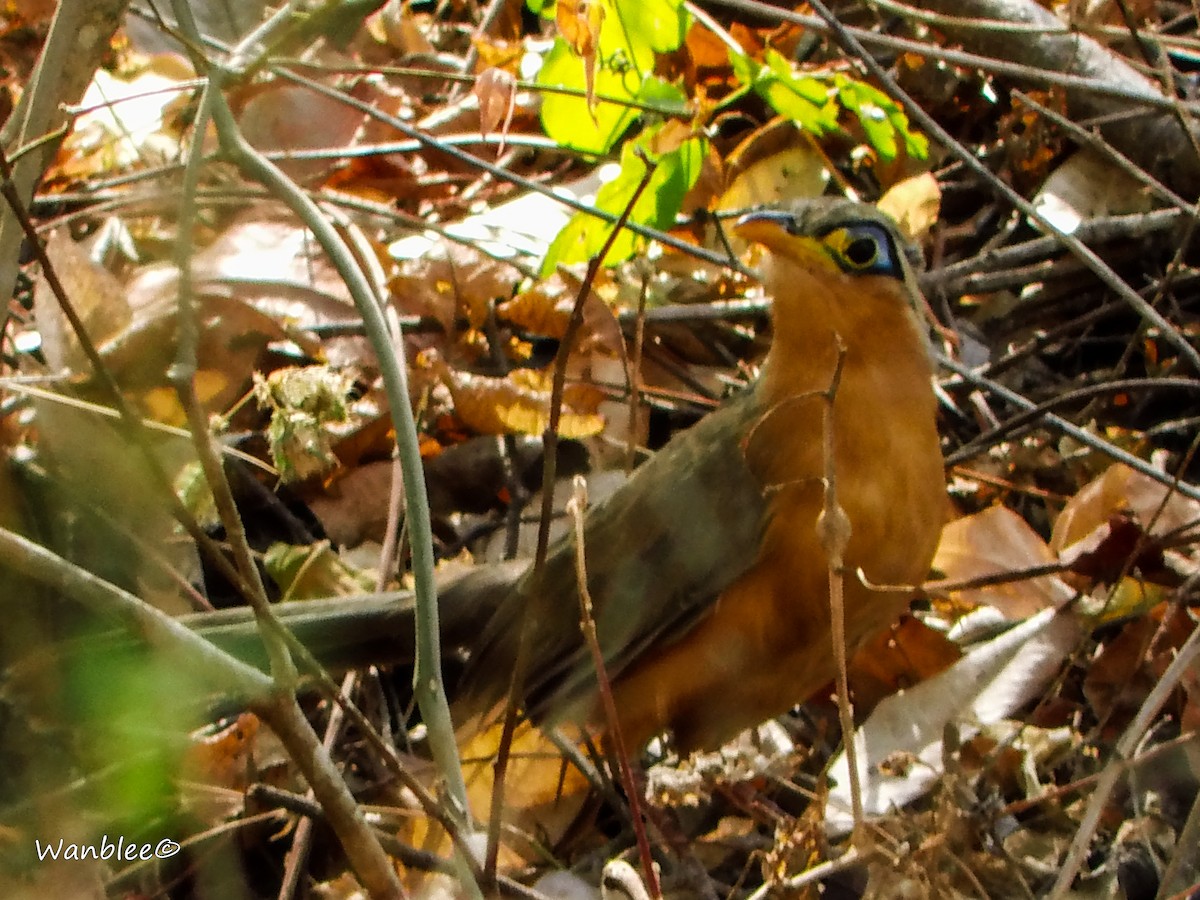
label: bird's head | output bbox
[732,198,931,369]
[733,198,919,288]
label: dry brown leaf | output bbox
[1032,148,1152,234]
[391,242,524,334]
[647,118,693,156]
[34,229,132,372]
[238,82,364,182]
[306,459,394,548]
[52,57,191,181]
[714,119,827,245]
[933,505,1073,617]
[556,0,604,113]
[1051,463,1200,554]
[182,713,260,791]
[1082,603,1194,734]
[877,172,941,243]
[846,616,962,713]
[370,0,436,55]
[474,66,517,154]
[404,719,591,871]
[428,351,606,438]
[496,280,573,338]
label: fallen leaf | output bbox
[825,604,1085,836]
[933,505,1074,617]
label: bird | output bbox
[188,198,947,754]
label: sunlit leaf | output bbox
[536,0,690,154]
[542,117,704,271]
[835,73,928,161]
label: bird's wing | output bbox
[458,384,773,725]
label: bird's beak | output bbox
[732,209,831,273]
[731,210,794,252]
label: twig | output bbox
[170,77,295,684]
[944,377,1200,467]
[0,148,263,604]
[1048,612,1200,895]
[625,270,650,472]
[483,149,658,882]
[188,19,471,853]
[567,476,661,899]
[267,67,742,271]
[0,0,131,304]
[278,671,358,900]
[0,524,273,697]
[166,3,444,895]
[746,845,864,898]
[814,338,861,830]
[940,356,1200,501]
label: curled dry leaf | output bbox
[556,0,604,113]
[1051,462,1200,554]
[474,66,517,154]
[714,119,828,234]
[495,271,623,362]
[390,242,524,334]
[932,504,1074,618]
[448,364,605,438]
[423,346,605,438]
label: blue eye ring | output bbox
[819,222,901,277]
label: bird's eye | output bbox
[843,236,879,269]
[821,223,899,276]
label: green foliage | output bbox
[833,73,929,161]
[729,49,928,162]
[541,122,705,273]
[533,0,927,270]
[730,48,839,135]
[65,648,196,829]
[537,40,637,156]
[535,0,691,155]
[264,541,375,599]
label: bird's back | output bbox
[456,383,774,728]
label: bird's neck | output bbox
[760,291,932,408]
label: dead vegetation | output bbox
[0,0,1198,897]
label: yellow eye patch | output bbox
[820,223,899,276]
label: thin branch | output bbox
[567,476,661,899]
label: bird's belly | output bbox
[611,406,942,752]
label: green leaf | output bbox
[835,73,928,161]
[609,0,689,54]
[728,47,755,85]
[542,123,704,272]
[538,38,641,154]
[731,48,838,135]
[536,0,689,153]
